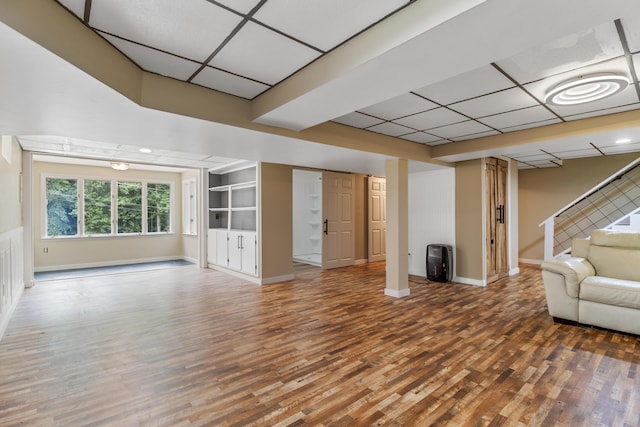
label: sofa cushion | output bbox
[588,245,640,282]
[580,276,640,310]
[591,229,640,248]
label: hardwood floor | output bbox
[1,263,639,426]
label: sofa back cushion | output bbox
[588,230,640,281]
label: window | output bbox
[84,180,111,235]
[46,177,78,236]
[147,183,170,233]
[44,175,173,238]
[182,178,197,235]
[117,181,142,234]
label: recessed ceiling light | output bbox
[616,138,632,144]
[111,162,130,171]
[139,148,152,153]
[544,74,629,106]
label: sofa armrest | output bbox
[541,257,595,298]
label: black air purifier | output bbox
[426,244,453,282]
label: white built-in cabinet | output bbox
[207,163,258,277]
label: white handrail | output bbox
[538,156,640,227]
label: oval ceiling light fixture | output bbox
[544,74,630,106]
[616,138,632,144]
[111,162,130,171]
[139,147,152,153]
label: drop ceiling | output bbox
[2,0,640,173]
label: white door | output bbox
[368,176,386,262]
[322,171,355,269]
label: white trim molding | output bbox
[509,267,520,276]
[453,276,486,287]
[0,227,25,342]
[384,287,411,298]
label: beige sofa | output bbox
[541,229,640,335]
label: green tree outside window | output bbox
[85,180,112,235]
[147,183,171,232]
[118,182,142,234]
[46,178,78,236]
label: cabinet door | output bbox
[207,229,217,265]
[228,230,243,271]
[215,230,229,267]
[240,232,257,276]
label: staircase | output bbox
[540,158,640,260]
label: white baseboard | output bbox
[182,256,198,264]
[34,256,186,273]
[354,259,368,265]
[261,274,295,285]
[384,287,411,298]
[453,276,486,287]
[207,264,261,284]
[519,258,543,265]
[509,267,520,276]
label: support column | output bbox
[385,159,409,298]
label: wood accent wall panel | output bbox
[1,264,639,425]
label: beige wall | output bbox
[260,162,293,279]
[0,136,23,234]
[33,161,185,270]
[455,159,484,281]
[519,153,640,261]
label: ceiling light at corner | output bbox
[111,162,129,171]
[139,148,152,153]
[544,74,629,106]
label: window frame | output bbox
[42,173,175,239]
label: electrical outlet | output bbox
[43,247,48,253]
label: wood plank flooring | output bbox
[0,263,639,426]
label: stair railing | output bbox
[539,157,640,260]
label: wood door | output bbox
[485,158,508,284]
[322,171,355,269]
[368,176,386,262]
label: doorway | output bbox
[292,169,355,269]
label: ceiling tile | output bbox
[527,160,561,168]
[509,153,555,162]
[394,107,466,130]
[451,130,500,141]
[495,21,623,84]
[621,16,640,53]
[479,105,557,130]
[599,143,640,155]
[564,103,640,121]
[400,132,443,144]
[426,140,451,146]
[634,53,640,82]
[500,118,562,132]
[215,0,262,14]
[428,120,494,140]
[210,21,321,85]
[192,66,270,99]
[367,122,415,137]
[332,112,384,128]
[359,93,437,121]
[57,0,85,18]
[253,0,408,52]
[518,163,535,169]
[449,87,538,118]
[100,33,200,81]
[551,147,602,159]
[90,0,242,62]
[413,65,514,105]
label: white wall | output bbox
[408,168,455,277]
[292,169,322,258]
